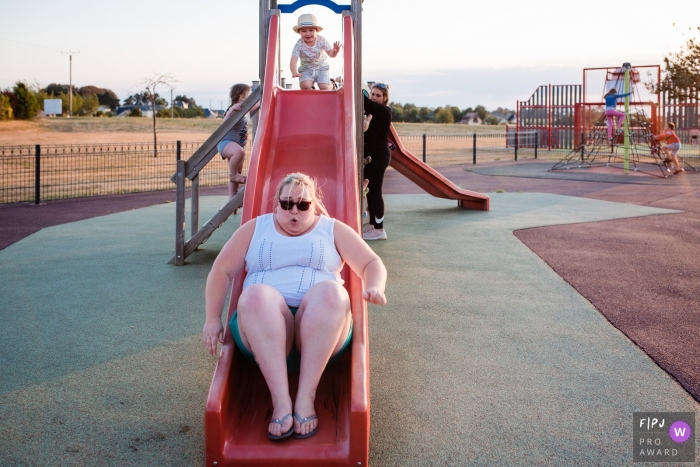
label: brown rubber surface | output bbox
[1,161,698,402]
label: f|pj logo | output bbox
[633,412,695,463]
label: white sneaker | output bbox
[362,223,373,233]
[363,228,387,241]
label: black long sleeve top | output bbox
[363,95,392,148]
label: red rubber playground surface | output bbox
[1,160,699,403]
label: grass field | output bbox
[0,117,528,203]
[394,122,509,134]
[0,119,214,146]
[34,117,223,133]
[22,118,507,134]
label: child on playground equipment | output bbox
[690,126,699,146]
[604,88,632,141]
[655,122,684,174]
[218,84,260,202]
[202,173,387,440]
[290,14,341,90]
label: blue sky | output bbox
[1,0,697,110]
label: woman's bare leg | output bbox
[237,284,295,437]
[293,281,352,436]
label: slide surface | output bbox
[388,126,490,210]
[204,14,369,467]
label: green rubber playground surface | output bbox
[0,194,697,466]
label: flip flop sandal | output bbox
[268,413,294,440]
[293,413,318,439]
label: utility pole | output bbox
[61,50,80,118]
[171,88,174,118]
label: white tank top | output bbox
[242,213,344,306]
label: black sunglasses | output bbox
[279,198,312,211]
[374,83,388,89]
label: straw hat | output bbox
[293,14,323,33]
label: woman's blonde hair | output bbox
[274,172,329,216]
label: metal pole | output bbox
[514,130,519,161]
[175,159,186,266]
[176,140,181,161]
[34,144,40,204]
[352,0,364,214]
[259,0,269,89]
[473,133,477,164]
[69,55,72,118]
[422,134,426,163]
[272,0,280,86]
[191,175,200,241]
[535,132,538,159]
[252,80,260,138]
[547,84,551,150]
[623,63,631,173]
[61,50,80,118]
[170,88,174,118]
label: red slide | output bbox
[388,126,490,210]
[204,14,369,467]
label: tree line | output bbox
[647,26,700,102]
[0,82,205,120]
[0,82,121,120]
[389,102,514,124]
[3,28,698,123]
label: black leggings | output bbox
[364,145,391,230]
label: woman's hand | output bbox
[332,41,341,54]
[292,70,301,78]
[363,286,386,305]
[232,103,242,111]
[363,113,372,132]
[203,319,224,356]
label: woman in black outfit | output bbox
[362,83,392,241]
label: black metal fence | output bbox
[0,141,252,204]
[2,131,546,205]
[398,131,542,166]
